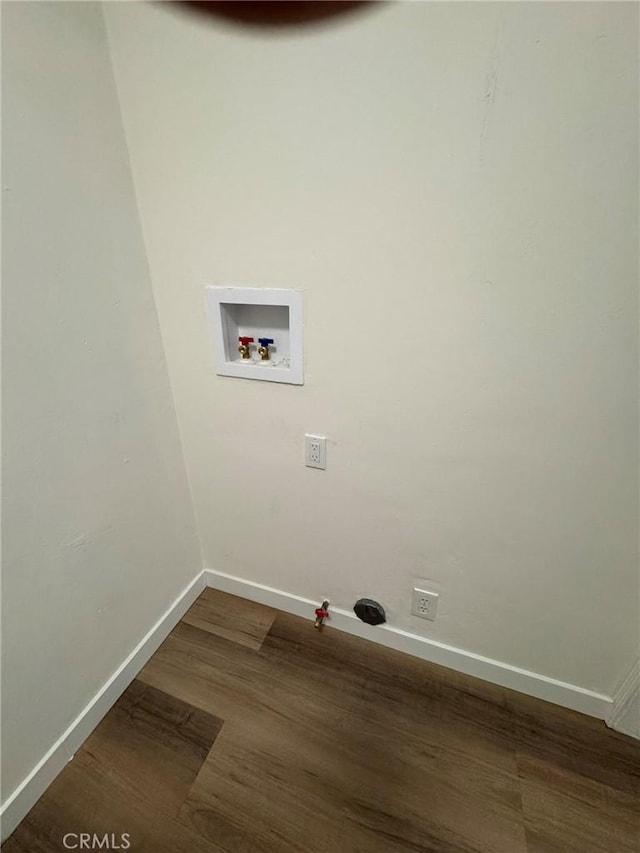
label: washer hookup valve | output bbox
[258,337,274,361]
[314,601,330,629]
[238,336,254,359]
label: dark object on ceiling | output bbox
[177,2,369,29]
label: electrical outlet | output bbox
[411,588,439,621]
[305,434,326,469]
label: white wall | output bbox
[2,2,201,801]
[104,1,639,697]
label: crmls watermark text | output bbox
[62,833,131,849]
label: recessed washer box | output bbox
[207,287,304,385]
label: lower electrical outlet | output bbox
[411,588,439,621]
[305,434,326,470]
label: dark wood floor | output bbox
[4,589,639,852]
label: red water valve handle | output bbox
[315,607,329,620]
[238,336,254,346]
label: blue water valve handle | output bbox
[257,337,274,362]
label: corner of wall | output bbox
[607,660,640,740]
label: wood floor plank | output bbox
[77,679,223,817]
[181,716,527,853]
[172,612,527,853]
[182,588,276,650]
[3,680,224,853]
[517,752,640,853]
[265,613,640,797]
[2,759,226,853]
[138,621,279,723]
[4,591,640,853]
[141,617,515,782]
[261,612,520,760]
[504,693,640,798]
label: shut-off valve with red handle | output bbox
[238,336,254,359]
[314,600,330,630]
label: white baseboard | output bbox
[0,571,207,843]
[203,568,613,721]
[607,661,640,739]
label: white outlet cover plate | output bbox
[411,588,439,621]
[305,434,326,470]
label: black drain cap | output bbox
[353,598,386,626]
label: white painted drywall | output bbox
[1,2,201,802]
[105,1,639,696]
